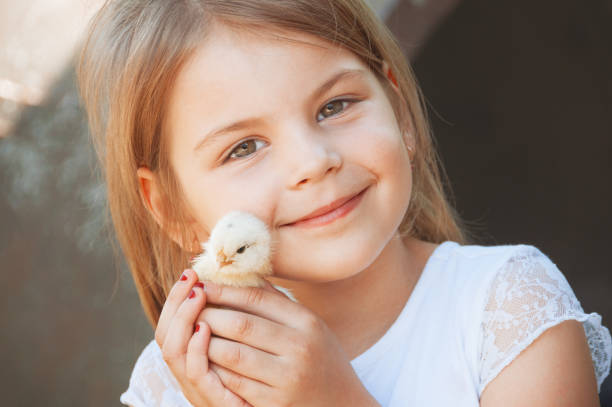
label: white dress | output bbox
[120,241,612,406]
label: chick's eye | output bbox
[317,99,350,121]
[227,139,266,161]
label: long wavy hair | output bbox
[78,0,478,327]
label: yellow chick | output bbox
[191,211,295,301]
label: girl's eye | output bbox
[226,139,266,161]
[317,99,352,121]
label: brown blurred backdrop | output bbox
[1,0,610,405]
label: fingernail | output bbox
[194,282,204,289]
[194,323,201,333]
[180,270,189,281]
[188,289,196,299]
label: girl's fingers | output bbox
[185,321,211,378]
[203,281,306,329]
[156,274,255,407]
[207,336,283,386]
[210,362,271,406]
[198,307,296,355]
[155,268,199,346]
[184,321,252,407]
[161,283,206,370]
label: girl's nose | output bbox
[284,131,342,189]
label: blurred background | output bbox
[0,0,610,405]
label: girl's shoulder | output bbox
[441,240,538,268]
[439,241,611,395]
[429,241,553,301]
[436,241,576,303]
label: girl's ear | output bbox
[137,167,164,226]
[136,167,202,251]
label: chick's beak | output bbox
[217,249,233,267]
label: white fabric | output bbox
[119,340,192,407]
[120,241,612,406]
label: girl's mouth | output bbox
[283,187,368,228]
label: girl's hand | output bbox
[198,280,379,407]
[154,269,251,407]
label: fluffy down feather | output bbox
[191,211,295,301]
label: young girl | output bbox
[78,1,611,406]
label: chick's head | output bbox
[208,211,272,277]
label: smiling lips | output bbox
[284,187,368,228]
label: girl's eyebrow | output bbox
[193,68,368,152]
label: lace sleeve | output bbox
[478,245,612,395]
[120,340,193,407]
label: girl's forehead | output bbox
[167,23,375,126]
[182,22,368,85]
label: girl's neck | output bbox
[269,234,440,359]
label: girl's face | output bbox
[164,23,414,283]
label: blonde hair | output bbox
[78,0,478,327]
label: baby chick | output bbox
[191,211,295,301]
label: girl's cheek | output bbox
[213,173,281,225]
